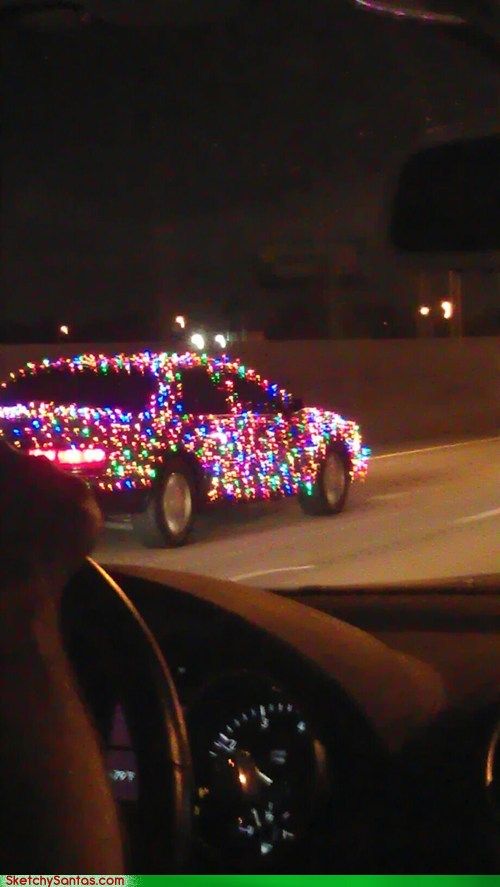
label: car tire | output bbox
[298,445,350,517]
[132,457,196,547]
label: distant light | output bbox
[174,315,186,329]
[238,772,247,786]
[59,324,69,336]
[441,300,453,320]
[190,332,205,351]
[214,333,227,349]
[418,305,431,316]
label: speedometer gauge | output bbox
[189,674,327,866]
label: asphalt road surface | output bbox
[97,436,500,589]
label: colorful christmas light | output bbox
[0,351,369,500]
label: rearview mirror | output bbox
[352,1,500,49]
[353,1,467,26]
[390,134,499,256]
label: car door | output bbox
[176,365,239,502]
[223,369,297,499]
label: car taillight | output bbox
[58,448,106,466]
[28,448,57,461]
[28,448,106,466]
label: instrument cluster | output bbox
[188,672,329,868]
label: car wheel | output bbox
[132,457,196,547]
[298,446,350,516]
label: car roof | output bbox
[1,350,294,409]
[3,350,227,382]
[2,349,285,389]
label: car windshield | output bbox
[1,2,498,589]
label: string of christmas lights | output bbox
[0,351,369,500]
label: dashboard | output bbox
[102,675,329,869]
[63,566,500,873]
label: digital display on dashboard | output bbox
[106,703,139,802]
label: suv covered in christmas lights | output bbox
[0,351,369,546]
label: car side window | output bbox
[0,366,156,412]
[179,367,229,415]
[231,375,281,414]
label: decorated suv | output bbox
[0,351,369,546]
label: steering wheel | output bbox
[60,557,193,873]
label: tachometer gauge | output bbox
[189,675,326,866]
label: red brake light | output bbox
[57,448,106,466]
[29,448,106,466]
[28,448,56,461]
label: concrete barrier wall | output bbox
[236,338,500,446]
[1,338,498,447]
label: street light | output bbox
[59,324,69,336]
[190,332,205,351]
[441,300,453,320]
[418,305,430,316]
[214,333,227,349]
[174,315,186,329]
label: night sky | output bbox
[1,0,498,336]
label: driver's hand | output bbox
[0,440,102,608]
[0,442,124,875]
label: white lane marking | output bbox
[231,564,314,582]
[370,492,407,501]
[372,436,499,461]
[105,521,133,531]
[453,507,500,525]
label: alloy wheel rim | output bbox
[323,452,346,507]
[163,472,192,536]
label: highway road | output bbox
[97,436,500,589]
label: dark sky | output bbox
[1,0,498,330]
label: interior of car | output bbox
[61,560,500,873]
[1,0,499,875]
